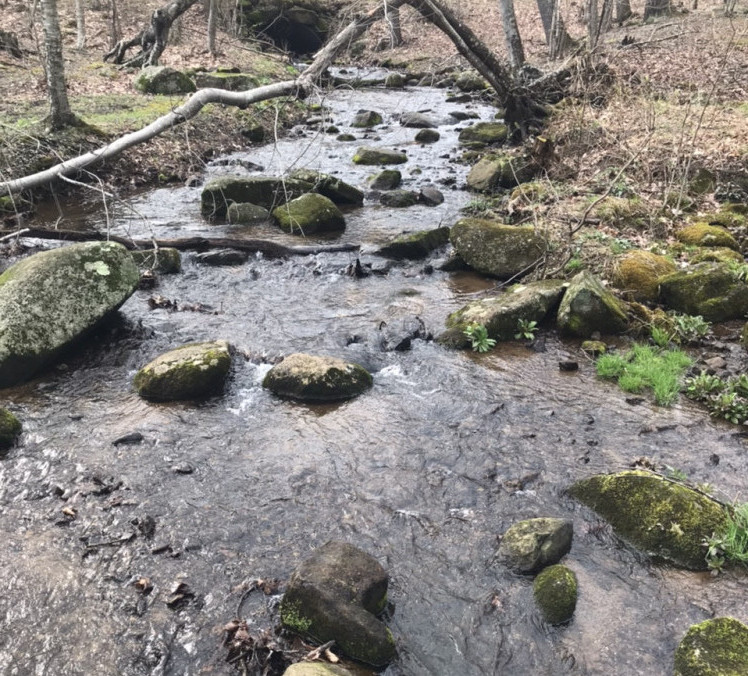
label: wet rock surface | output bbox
[557,271,629,337]
[533,564,577,625]
[674,617,748,676]
[498,517,573,573]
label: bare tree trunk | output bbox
[536,0,573,59]
[586,0,598,47]
[615,0,632,23]
[75,0,85,50]
[109,0,120,48]
[207,0,218,55]
[589,0,613,46]
[643,0,671,19]
[384,1,404,47]
[499,0,524,71]
[40,0,77,130]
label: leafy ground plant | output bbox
[596,344,693,406]
[463,323,496,353]
[514,318,538,341]
[684,372,748,424]
[706,502,748,573]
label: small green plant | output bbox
[664,465,689,481]
[595,344,692,406]
[651,325,671,347]
[462,198,494,215]
[670,313,711,343]
[684,371,748,425]
[706,502,748,572]
[564,256,584,273]
[727,259,748,282]
[684,372,725,401]
[514,318,538,341]
[464,323,496,352]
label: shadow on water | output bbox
[2,78,748,675]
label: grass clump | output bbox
[596,344,692,406]
[706,502,748,572]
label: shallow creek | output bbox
[1,73,747,676]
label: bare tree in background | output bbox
[643,0,671,19]
[587,0,613,48]
[536,0,573,59]
[499,0,524,70]
[384,1,404,47]
[615,0,632,23]
[40,0,78,130]
[75,0,85,50]
[110,0,121,48]
[207,0,218,55]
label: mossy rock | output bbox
[658,263,748,322]
[130,248,182,274]
[351,110,383,128]
[466,154,536,192]
[380,189,419,208]
[263,353,372,402]
[336,133,357,142]
[445,279,566,344]
[688,168,717,196]
[458,122,508,147]
[194,71,258,91]
[690,247,744,264]
[227,202,272,226]
[592,196,650,228]
[376,226,450,260]
[281,541,395,667]
[509,181,550,204]
[370,170,402,190]
[533,565,577,625]
[134,66,196,95]
[201,176,312,220]
[0,408,21,452]
[556,271,628,337]
[581,340,606,356]
[450,218,546,279]
[0,242,140,388]
[676,223,740,251]
[134,340,232,401]
[569,471,728,570]
[352,147,407,165]
[498,517,573,574]
[272,193,345,235]
[384,72,406,88]
[415,128,440,144]
[612,250,676,302]
[674,617,748,676]
[455,71,488,92]
[706,208,747,229]
[288,169,364,206]
[400,112,437,129]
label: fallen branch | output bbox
[0,228,360,257]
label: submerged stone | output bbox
[400,112,437,129]
[569,471,728,570]
[370,170,402,190]
[498,517,573,574]
[557,271,628,338]
[0,408,21,452]
[376,226,451,260]
[201,176,312,220]
[353,147,407,165]
[263,353,372,402]
[288,169,364,206]
[380,189,419,208]
[533,565,577,625]
[0,242,139,388]
[281,541,395,667]
[227,202,272,226]
[134,340,232,401]
[674,617,748,676]
[273,193,345,235]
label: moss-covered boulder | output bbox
[281,541,395,667]
[444,279,566,345]
[134,340,232,401]
[658,263,748,322]
[351,110,383,128]
[130,248,182,274]
[689,168,717,196]
[676,223,740,251]
[283,664,354,676]
[458,122,508,147]
[272,193,345,235]
[201,176,312,220]
[370,170,402,190]
[0,408,21,452]
[376,226,450,260]
[134,66,196,95]
[194,71,258,90]
[455,71,488,92]
[380,190,419,208]
[569,471,728,570]
[674,617,748,676]
[450,219,546,279]
[227,202,272,226]
[691,246,744,264]
[288,169,364,206]
[533,565,577,625]
[263,353,372,402]
[415,128,440,144]
[0,242,139,388]
[498,517,573,574]
[466,154,536,192]
[384,72,405,88]
[353,147,407,165]
[612,250,676,302]
[557,271,628,337]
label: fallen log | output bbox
[0,228,359,258]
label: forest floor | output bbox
[0,0,746,278]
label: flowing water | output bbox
[1,73,747,676]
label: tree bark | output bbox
[536,0,573,58]
[643,0,671,19]
[615,0,632,23]
[384,2,404,47]
[499,0,524,71]
[40,0,77,130]
[75,0,85,50]
[207,0,218,55]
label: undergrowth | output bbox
[706,502,748,573]
[684,372,748,424]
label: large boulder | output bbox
[674,617,748,676]
[273,193,345,235]
[569,471,728,570]
[658,263,748,322]
[376,227,451,260]
[353,147,407,165]
[676,223,740,251]
[611,250,676,303]
[556,271,628,337]
[533,565,577,625]
[201,176,312,220]
[444,279,566,346]
[497,517,573,574]
[458,122,508,147]
[134,66,196,95]
[0,408,21,452]
[466,154,536,192]
[0,242,139,388]
[133,341,232,401]
[450,218,546,279]
[288,169,364,205]
[281,541,396,667]
[263,353,372,401]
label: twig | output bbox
[303,640,336,662]
[0,228,29,242]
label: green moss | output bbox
[533,565,577,625]
[674,617,748,676]
[612,250,676,302]
[677,223,740,251]
[280,600,313,633]
[0,408,21,452]
[690,247,744,264]
[593,196,650,228]
[272,193,345,235]
[377,227,450,259]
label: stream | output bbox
[1,71,747,676]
